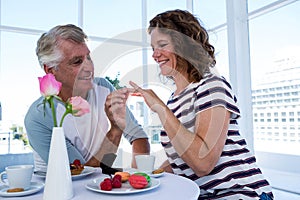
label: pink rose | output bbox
[38,74,90,127]
[69,96,90,116]
[38,74,62,97]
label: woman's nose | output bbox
[152,49,161,61]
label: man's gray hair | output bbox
[36,24,88,69]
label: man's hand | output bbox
[105,88,130,131]
[104,87,150,169]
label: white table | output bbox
[2,168,200,200]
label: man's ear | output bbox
[44,64,54,74]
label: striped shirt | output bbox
[161,74,273,199]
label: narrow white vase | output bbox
[43,127,73,200]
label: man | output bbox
[24,24,150,172]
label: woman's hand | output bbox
[129,81,167,114]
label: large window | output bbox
[1,1,299,187]
[194,0,229,79]
[1,0,78,30]
[84,0,143,40]
[249,1,300,156]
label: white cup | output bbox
[135,155,155,173]
[0,165,33,190]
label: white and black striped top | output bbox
[161,74,273,199]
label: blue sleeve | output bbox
[24,97,85,164]
[95,77,148,143]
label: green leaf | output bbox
[105,72,124,89]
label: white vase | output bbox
[43,127,73,200]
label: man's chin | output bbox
[73,81,93,92]
[78,78,93,85]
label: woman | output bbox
[129,9,273,199]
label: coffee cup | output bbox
[135,155,155,173]
[0,165,33,190]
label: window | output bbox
[281,112,286,117]
[0,32,43,126]
[249,1,300,180]
[194,0,229,79]
[1,2,300,192]
[1,0,77,30]
[84,0,142,40]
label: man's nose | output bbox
[82,58,94,70]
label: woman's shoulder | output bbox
[195,74,233,91]
[203,74,230,84]
[192,74,237,103]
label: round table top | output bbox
[0,167,200,200]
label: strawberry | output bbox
[103,178,112,182]
[112,174,122,182]
[73,159,81,166]
[112,175,122,188]
[112,178,122,188]
[100,178,112,191]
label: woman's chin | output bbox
[160,70,174,77]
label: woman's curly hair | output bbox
[148,9,216,82]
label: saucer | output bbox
[0,182,44,197]
[123,168,165,178]
[150,171,165,178]
[34,166,97,180]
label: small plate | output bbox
[150,171,165,178]
[0,182,44,197]
[85,176,160,194]
[121,168,165,178]
[34,166,97,180]
[71,166,97,180]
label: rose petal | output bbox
[69,96,90,116]
[38,74,62,97]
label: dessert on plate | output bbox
[114,172,131,182]
[152,168,164,174]
[70,159,84,175]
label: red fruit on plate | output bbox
[104,178,112,183]
[73,159,81,166]
[112,178,122,188]
[100,179,112,191]
[129,174,149,189]
[111,174,122,188]
[113,174,122,182]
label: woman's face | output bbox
[150,28,177,77]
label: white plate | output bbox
[34,166,97,180]
[150,171,165,178]
[123,168,165,178]
[85,176,160,194]
[71,166,97,180]
[0,182,44,197]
